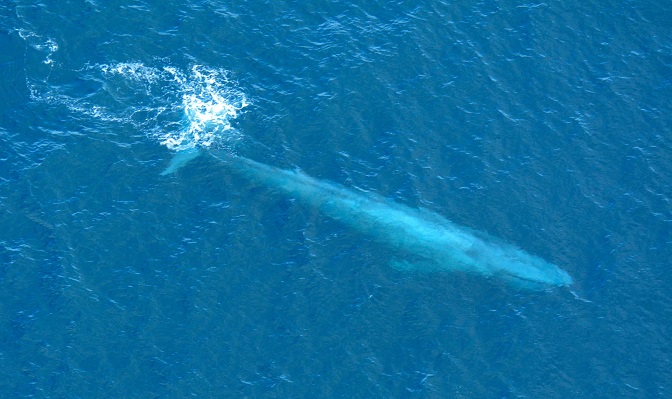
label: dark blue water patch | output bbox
[0,31,29,105]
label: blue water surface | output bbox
[1,0,671,397]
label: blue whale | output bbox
[163,151,573,289]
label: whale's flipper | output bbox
[160,148,202,175]
[390,259,419,272]
[389,259,441,273]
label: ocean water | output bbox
[1,0,671,397]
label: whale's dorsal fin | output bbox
[160,148,202,175]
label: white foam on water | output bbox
[23,55,249,155]
[16,29,59,65]
[99,63,249,151]
[15,28,60,102]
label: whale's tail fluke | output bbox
[160,148,203,175]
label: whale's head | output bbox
[477,240,573,289]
